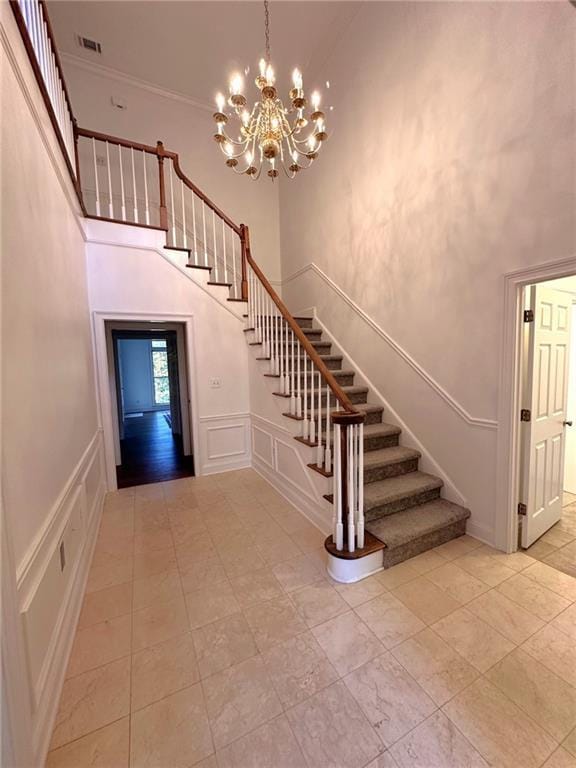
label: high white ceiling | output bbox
[48,1,359,108]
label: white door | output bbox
[564,305,576,494]
[521,285,572,547]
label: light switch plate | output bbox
[209,377,222,388]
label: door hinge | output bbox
[524,309,534,323]
[520,409,531,422]
[518,503,527,516]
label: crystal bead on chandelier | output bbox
[212,0,328,180]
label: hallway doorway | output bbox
[108,324,194,487]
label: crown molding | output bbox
[60,52,213,113]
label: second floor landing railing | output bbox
[76,128,248,302]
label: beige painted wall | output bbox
[62,61,282,282]
[278,1,576,543]
[2,11,99,569]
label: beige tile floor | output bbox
[525,494,576,578]
[46,469,576,768]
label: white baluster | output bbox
[348,426,356,553]
[142,151,150,226]
[279,315,285,388]
[105,142,113,218]
[283,319,290,395]
[268,297,273,361]
[41,16,52,101]
[290,332,297,415]
[262,293,268,357]
[266,293,273,360]
[118,145,126,221]
[303,351,309,439]
[317,371,323,461]
[191,190,197,264]
[91,138,101,217]
[274,307,280,375]
[357,423,365,548]
[270,305,276,375]
[324,382,332,472]
[169,160,176,245]
[333,421,343,550]
[309,364,316,443]
[316,376,330,469]
[31,2,43,78]
[181,180,187,248]
[231,233,237,298]
[202,201,208,266]
[296,334,302,418]
[130,148,138,223]
[255,276,261,342]
[212,210,218,281]
[222,221,228,283]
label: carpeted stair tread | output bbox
[363,446,421,469]
[366,499,470,550]
[287,403,384,420]
[308,385,368,398]
[324,422,400,444]
[300,369,355,380]
[364,472,443,511]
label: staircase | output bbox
[70,118,470,578]
[12,0,471,584]
[247,313,471,572]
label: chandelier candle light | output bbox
[212,0,328,180]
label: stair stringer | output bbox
[82,219,246,320]
[308,309,469,511]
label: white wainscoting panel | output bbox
[250,414,332,535]
[17,430,106,763]
[198,413,251,475]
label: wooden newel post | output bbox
[239,223,249,301]
[156,141,168,231]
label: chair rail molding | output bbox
[495,254,576,553]
[282,262,499,430]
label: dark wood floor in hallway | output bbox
[116,410,194,488]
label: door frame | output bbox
[495,256,576,553]
[92,312,201,491]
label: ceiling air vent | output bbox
[77,35,102,54]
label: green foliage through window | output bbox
[151,343,170,405]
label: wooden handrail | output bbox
[75,127,160,155]
[171,155,241,236]
[243,235,361,415]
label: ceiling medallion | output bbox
[212,0,328,181]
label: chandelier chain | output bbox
[264,0,271,63]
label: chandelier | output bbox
[212,0,328,180]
